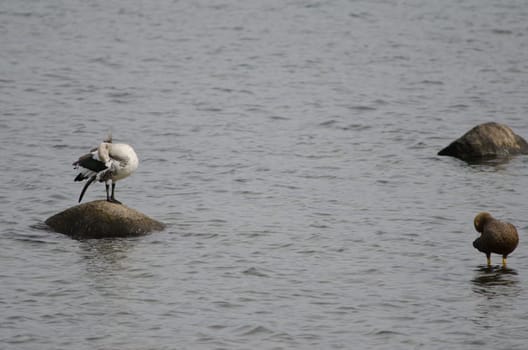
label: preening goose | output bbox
[73,135,138,204]
[473,212,519,267]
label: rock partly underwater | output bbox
[45,200,165,239]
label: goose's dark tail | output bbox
[79,175,96,203]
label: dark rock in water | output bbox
[438,122,528,161]
[45,200,165,239]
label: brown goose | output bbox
[473,212,519,267]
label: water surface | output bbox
[2,0,528,349]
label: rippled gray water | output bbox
[2,0,528,349]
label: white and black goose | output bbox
[73,135,138,204]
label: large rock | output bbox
[438,122,528,161]
[45,200,165,239]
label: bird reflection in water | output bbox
[471,265,521,331]
[471,265,520,299]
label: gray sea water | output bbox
[2,0,528,349]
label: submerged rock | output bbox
[45,200,165,239]
[438,122,528,161]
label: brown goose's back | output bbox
[473,214,519,256]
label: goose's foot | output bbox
[107,197,122,204]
